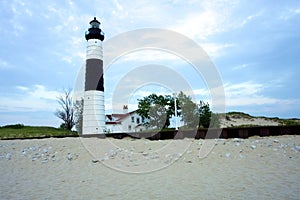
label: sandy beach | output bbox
[1,135,299,199]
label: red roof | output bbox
[106,110,136,124]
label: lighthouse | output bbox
[82,17,105,135]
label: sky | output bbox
[0,0,299,127]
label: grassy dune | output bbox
[0,124,78,139]
[220,112,300,127]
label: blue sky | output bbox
[0,0,299,127]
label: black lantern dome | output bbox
[85,17,104,41]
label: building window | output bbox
[142,116,145,123]
[131,116,134,123]
[128,125,131,131]
[137,117,140,124]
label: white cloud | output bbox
[121,50,180,62]
[226,96,282,106]
[202,43,234,58]
[28,85,58,101]
[25,8,32,16]
[232,63,249,70]
[43,3,91,65]
[171,10,224,40]
[238,13,261,27]
[186,81,300,112]
[225,81,264,97]
[9,0,32,36]
[16,86,29,91]
[183,88,210,101]
[0,85,60,112]
[113,0,123,11]
[170,0,238,41]
[47,4,60,14]
[280,8,300,21]
[224,81,299,107]
[68,0,74,6]
[291,8,300,14]
[0,59,11,69]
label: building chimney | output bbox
[123,105,128,114]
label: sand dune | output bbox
[1,135,299,199]
[220,116,280,127]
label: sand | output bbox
[0,135,299,199]
[220,116,280,128]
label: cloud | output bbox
[27,85,58,101]
[232,63,250,70]
[225,81,264,97]
[113,0,123,11]
[42,3,91,65]
[201,43,234,58]
[0,85,60,112]
[238,13,262,28]
[182,81,300,113]
[171,11,224,40]
[224,81,300,107]
[16,86,29,91]
[121,50,180,62]
[9,0,36,36]
[0,59,11,70]
[225,96,296,107]
[170,0,238,41]
[279,8,300,21]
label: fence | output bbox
[91,125,300,140]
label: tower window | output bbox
[137,118,140,124]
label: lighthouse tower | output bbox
[82,17,105,135]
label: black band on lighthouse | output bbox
[85,59,104,91]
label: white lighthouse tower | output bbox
[82,17,106,135]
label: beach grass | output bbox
[0,124,78,139]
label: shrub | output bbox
[2,124,25,129]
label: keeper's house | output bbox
[105,105,148,133]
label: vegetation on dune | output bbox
[223,112,300,127]
[226,112,253,119]
[228,124,262,128]
[280,119,300,126]
[0,124,78,139]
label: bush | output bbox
[282,120,300,126]
[2,124,25,129]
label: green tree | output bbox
[136,93,175,129]
[177,91,198,129]
[148,104,168,129]
[137,92,220,129]
[198,101,211,128]
[198,101,220,128]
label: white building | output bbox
[105,105,148,133]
